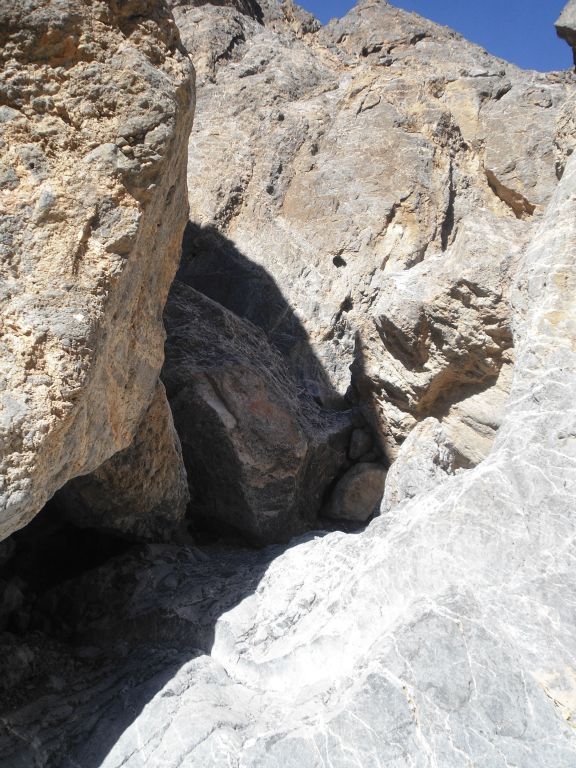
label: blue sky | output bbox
[300,0,571,71]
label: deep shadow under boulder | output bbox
[163,281,353,545]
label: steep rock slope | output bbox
[0,2,575,767]
[175,0,570,465]
[0,0,195,539]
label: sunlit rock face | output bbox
[0,151,574,765]
[0,2,575,767]
[0,0,195,540]
[176,0,571,466]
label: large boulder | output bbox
[0,0,195,540]
[163,281,352,544]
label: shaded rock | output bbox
[56,383,190,541]
[348,428,373,461]
[163,281,351,544]
[0,0,195,540]
[326,462,386,523]
[556,0,576,65]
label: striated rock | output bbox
[356,216,519,463]
[56,382,190,541]
[0,3,575,767]
[325,462,386,523]
[0,0,195,540]
[163,281,351,544]
[557,0,576,65]
[177,0,571,467]
[381,417,461,513]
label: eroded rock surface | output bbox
[0,147,574,766]
[56,382,190,541]
[176,0,571,466]
[0,0,194,539]
[0,2,575,767]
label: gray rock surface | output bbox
[1,144,574,767]
[325,462,386,523]
[0,3,575,768]
[0,0,195,540]
[163,280,352,544]
[381,417,461,513]
[177,0,571,465]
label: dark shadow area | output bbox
[178,221,348,410]
[0,501,328,767]
[0,221,387,766]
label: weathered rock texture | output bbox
[0,2,575,767]
[175,0,571,466]
[557,0,576,65]
[0,145,574,766]
[380,416,461,513]
[0,0,195,540]
[56,382,189,541]
[163,281,351,543]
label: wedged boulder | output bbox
[0,0,195,540]
[325,462,386,523]
[55,382,190,541]
[163,281,351,544]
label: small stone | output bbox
[348,428,373,460]
[326,463,387,523]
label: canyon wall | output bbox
[0,1,575,766]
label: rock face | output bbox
[557,0,576,65]
[0,0,195,540]
[381,416,461,513]
[163,281,351,544]
[1,113,574,768]
[0,2,575,767]
[175,0,570,466]
[56,382,190,541]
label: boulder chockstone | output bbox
[163,281,352,544]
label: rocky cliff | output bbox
[0,1,575,766]
[0,0,194,539]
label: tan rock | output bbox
[175,0,570,470]
[325,462,387,523]
[0,0,195,539]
